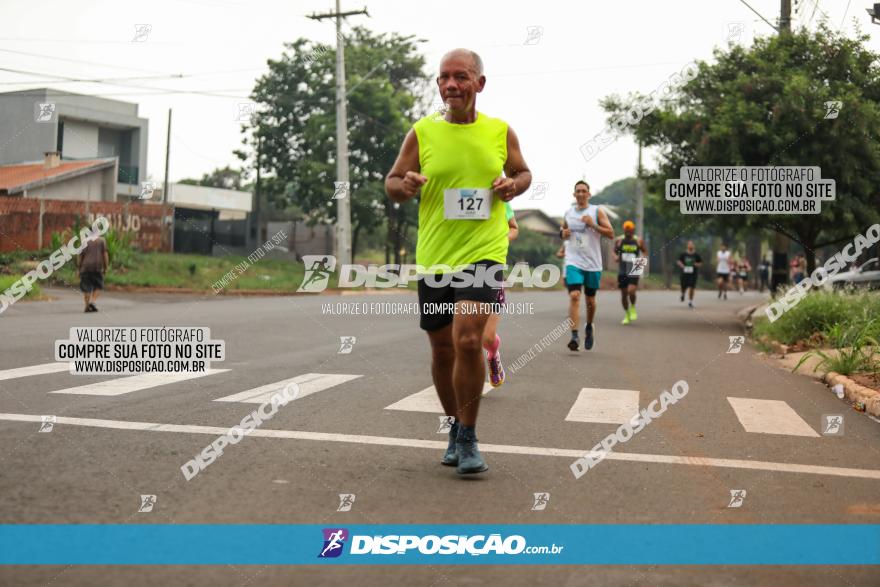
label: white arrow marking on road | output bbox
[384,383,494,413]
[727,397,820,437]
[214,373,362,404]
[50,369,229,396]
[0,413,878,480]
[0,363,69,381]
[565,387,640,424]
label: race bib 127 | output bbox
[444,188,491,220]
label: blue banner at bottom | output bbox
[0,525,878,565]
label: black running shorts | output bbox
[417,260,503,331]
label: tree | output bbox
[179,165,249,191]
[601,24,880,276]
[238,27,428,260]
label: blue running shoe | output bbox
[441,420,459,466]
[585,323,595,350]
[456,427,488,475]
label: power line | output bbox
[0,47,170,75]
[839,0,853,29]
[0,68,187,86]
[736,0,779,31]
[0,65,247,99]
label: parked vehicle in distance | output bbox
[825,257,880,290]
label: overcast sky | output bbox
[0,0,870,215]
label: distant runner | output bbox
[716,243,731,300]
[737,257,751,293]
[482,202,519,388]
[612,220,647,325]
[677,240,702,308]
[385,48,532,475]
[560,181,614,350]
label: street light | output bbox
[867,3,880,24]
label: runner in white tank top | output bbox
[560,180,614,351]
[564,204,603,271]
[715,243,731,300]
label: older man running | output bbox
[385,49,532,475]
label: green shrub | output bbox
[793,318,879,376]
[0,275,42,299]
[753,291,880,346]
[104,229,136,270]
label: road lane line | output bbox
[49,369,229,396]
[1,413,877,480]
[214,373,362,404]
[384,383,494,413]
[565,387,640,424]
[0,363,69,381]
[727,397,820,437]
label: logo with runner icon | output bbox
[38,415,56,433]
[338,336,356,354]
[628,257,648,276]
[531,492,550,511]
[138,494,157,513]
[821,414,844,436]
[727,489,746,508]
[318,528,349,558]
[823,100,842,120]
[727,336,745,354]
[333,181,350,200]
[337,494,356,512]
[437,415,455,433]
[298,255,336,293]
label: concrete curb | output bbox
[741,303,878,417]
[824,371,880,418]
[757,335,790,356]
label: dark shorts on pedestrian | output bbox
[617,274,639,289]
[716,272,730,282]
[417,260,503,331]
[680,274,697,289]
[79,271,104,293]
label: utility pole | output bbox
[253,133,262,249]
[163,108,174,253]
[307,1,369,267]
[779,0,792,33]
[635,140,649,277]
[770,0,792,293]
[635,141,645,242]
[163,108,172,203]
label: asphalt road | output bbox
[1,286,878,586]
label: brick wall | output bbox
[0,197,173,252]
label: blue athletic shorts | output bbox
[565,265,601,292]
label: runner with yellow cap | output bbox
[612,220,647,324]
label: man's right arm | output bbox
[385,130,426,203]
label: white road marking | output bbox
[1,412,877,480]
[565,387,640,424]
[727,397,820,437]
[214,373,362,404]
[49,370,229,396]
[384,383,494,413]
[0,363,69,381]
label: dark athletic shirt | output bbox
[615,236,640,275]
[79,238,106,273]
[679,252,701,277]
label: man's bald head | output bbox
[440,49,484,76]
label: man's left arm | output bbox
[639,238,648,255]
[594,207,615,239]
[102,240,109,273]
[493,126,531,202]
